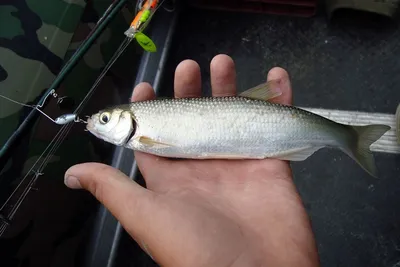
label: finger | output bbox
[267,67,292,105]
[64,162,156,240]
[131,82,156,101]
[130,83,172,186]
[64,162,190,266]
[174,60,202,98]
[210,54,237,96]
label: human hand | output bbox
[64,54,320,267]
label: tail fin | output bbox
[347,124,390,177]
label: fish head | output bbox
[86,107,135,146]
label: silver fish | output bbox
[86,81,390,177]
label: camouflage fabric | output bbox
[0,0,143,266]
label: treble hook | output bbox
[75,115,88,124]
[77,118,88,124]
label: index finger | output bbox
[131,82,156,101]
[267,67,292,105]
[174,60,202,98]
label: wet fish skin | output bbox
[86,107,134,146]
[86,96,390,178]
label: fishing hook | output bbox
[74,116,88,124]
[0,93,85,125]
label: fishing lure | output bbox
[0,0,128,161]
[0,93,86,125]
[124,0,160,52]
[0,0,171,234]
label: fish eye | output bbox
[100,112,111,124]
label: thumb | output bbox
[64,162,156,240]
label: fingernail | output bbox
[64,175,82,189]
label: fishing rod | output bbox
[0,0,129,160]
[0,0,164,143]
[0,0,168,161]
[0,0,171,235]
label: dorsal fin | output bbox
[239,79,282,101]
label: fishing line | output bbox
[0,92,82,231]
[35,39,133,177]
[140,0,167,32]
[0,95,81,231]
[0,124,69,223]
[0,34,134,230]
[126,0,167,38]
[0,0,169,233]
[35,0,156,172]
[37,37,134,174]
[0,93,61,125]
[0,170,43,235]
[0,125,74,235]
[0,95,35,108]
[1,115,77,224]
[75,37,132,114]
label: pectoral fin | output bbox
[273,146,323,161]
[138,136,175,148]
[239,79,282,101]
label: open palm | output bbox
[65,54,320,267]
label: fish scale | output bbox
[86,92,390,177]
[126,97,342,158]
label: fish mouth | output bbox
[85,114,100,135]
[85,116,96,132]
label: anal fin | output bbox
[273,146,323,161]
